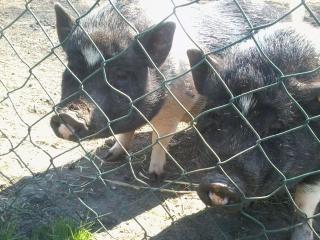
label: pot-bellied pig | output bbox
[187,22,320,240]
[50,0,289,177]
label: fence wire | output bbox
[0,0,320,239]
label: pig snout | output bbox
[50,106,89,141]
[197,176,241,207]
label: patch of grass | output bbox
[0,221,22,240]
[31,218,94,240]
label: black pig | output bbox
[50,0,289,177]
[187,22,320,239]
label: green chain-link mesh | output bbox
[1,0,320,239]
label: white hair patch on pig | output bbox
[82,46,101,66]
[238,94,255,115]
[294,182,320,219]
[292,181,320,239]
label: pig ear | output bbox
[187,49,212,95]
[187,49,221,95]
[139,21,176,67]
[54,3,75,45]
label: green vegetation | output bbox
[31,218,94,240]
[0,222,22,240]
[0,218,94,240]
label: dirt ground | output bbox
[1,0,320,239]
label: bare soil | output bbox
[1,0,320,239]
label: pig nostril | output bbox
[50,113,88,141]
[208,191,229,205]
[50,115,62,128]
[68,104,79,111]
[197,182,239,206]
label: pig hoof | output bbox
[148,172,165,182]
[148,164,165,181]
[103,149,124,161]
[103,141,126,161]
[103,150,115,160]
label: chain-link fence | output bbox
[1,0,320,239]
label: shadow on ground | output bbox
[1,129,320,239]
[152,201,320,240]
[0,129,207,237]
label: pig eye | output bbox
[116,72,129,80]
[66,50,87,67]
[271,122,283,130]
[67,50,84,62]
[196,112,220,131]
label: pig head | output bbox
[188,22,320,239]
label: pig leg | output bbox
[147,76,201,177]
[104,131,135,160]
[148,95,190,177]
[148,121,178,177]
[291,181,320,240]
